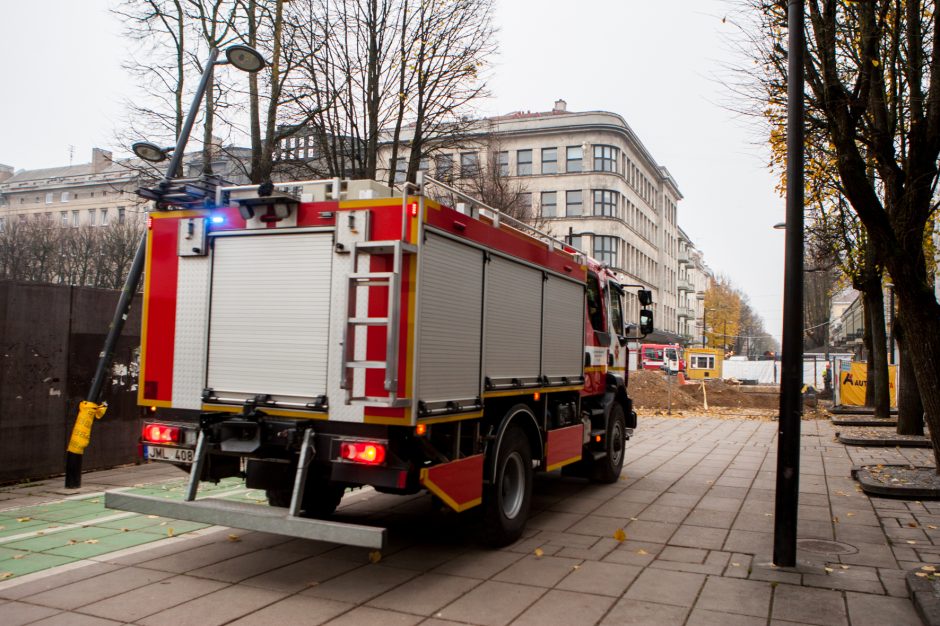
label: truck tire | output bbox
[266,476,345,518]
[482,424,533,546]
[590,402,626,483]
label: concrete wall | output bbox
[0,281,141,484]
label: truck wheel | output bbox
[265,476,345,518]
[482,425,532,546]
[590,403,626,484]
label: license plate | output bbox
[145,445,194,464]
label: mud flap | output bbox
[419,454,484,512]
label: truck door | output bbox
[608,282,628,374]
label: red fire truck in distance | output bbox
[105,176,654,549]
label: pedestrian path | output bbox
[0,477,262,580]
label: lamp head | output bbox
[132,141,170,163]
[225,45,266,73]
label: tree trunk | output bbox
[895,316,924,436]
[862,295,874,405]
[862,281,890,419]
[894,290,940,469]
[201,71,215,176]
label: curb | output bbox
[907,567,940,626]
[852,466,940,499]
[830,405,899,415]
[831,418,898,427]
[837,433,931,447]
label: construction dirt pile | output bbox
[628,371,828,420]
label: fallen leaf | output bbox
[159,522,167,526]
[572,564,580,570]
[928,525,938,530]
[907,540,918,544]
[840,565,849,570]
[909,523,920,528]
[833,517,840,523]
[89,499,99,504]
[922,565,937,572]
[916,572,929,578]
[12,555,24,560]
[67,539,77,545]
[147,515,158,519]
[16,517,31,523]
[629,517,638,521]
[637,549,648,556]
[227,534,241,543]
[85,539,99,544]
[369,550,382,564]
[0,572,12,580]
[613,528,627,542]
[731,562,741,567]
[36,531,44,536]
[534,547,544,557]
[121,528,129,532]
[167,527,174,537]
[824,567,834,573]
[846,512,856,517]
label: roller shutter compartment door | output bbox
[484,255,542,382]
[206,232,333,400]
[541,275,584,380]
[416,232,483,404]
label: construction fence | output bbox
[0,281,142,484]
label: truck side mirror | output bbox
[639,309,654,335]
[638,289,652,306]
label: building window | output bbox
[118,207,126,224]
[568,234,582,251]
[593,145,619,173]
[497,151,509,177]
[435,154,453,181]
[88,208,96,225]
[518,192,532,214]
[394,157,407,183]
[593,189,618,217]
[0,217,5,232]
[72,210,79,227]
[60,211,68,227]
[566,190,582,216]
[541,147,557,174]
[418,157,430,173]
[61,192,70,203]
[593,235,618,266]
[101,208,109,226]
[541,191,557,218]
[691,354,715,369]
[460,152,480,178]
[45,192,54,204]
[517,149,532,176]
[566,146,583,172]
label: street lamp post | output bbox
[64,45,266,489]
[773,0,805,568]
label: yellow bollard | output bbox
[66,401,108,455]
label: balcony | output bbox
[678,306,696,320]
[678,278,694,293]
[678,249,692,265]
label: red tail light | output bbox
[142,423,180,444]
[339,441,386,465]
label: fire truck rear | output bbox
[105,175,654,549]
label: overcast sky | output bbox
[0,0,786,339]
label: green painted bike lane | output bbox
[0,478,268,581]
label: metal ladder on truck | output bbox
[339,189,422,409]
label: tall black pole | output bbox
[64,48,222,489]
[773,0,805,567]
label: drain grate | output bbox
[797,539,858,555]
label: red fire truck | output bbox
[639,343,684,373]
[105,175,653,549]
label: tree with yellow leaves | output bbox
[703,278,742,355]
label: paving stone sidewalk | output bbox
[0,416,929,625]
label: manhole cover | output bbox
[797,539,858,555]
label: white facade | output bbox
[377,102,703,343]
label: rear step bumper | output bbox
[104,491,386,549]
